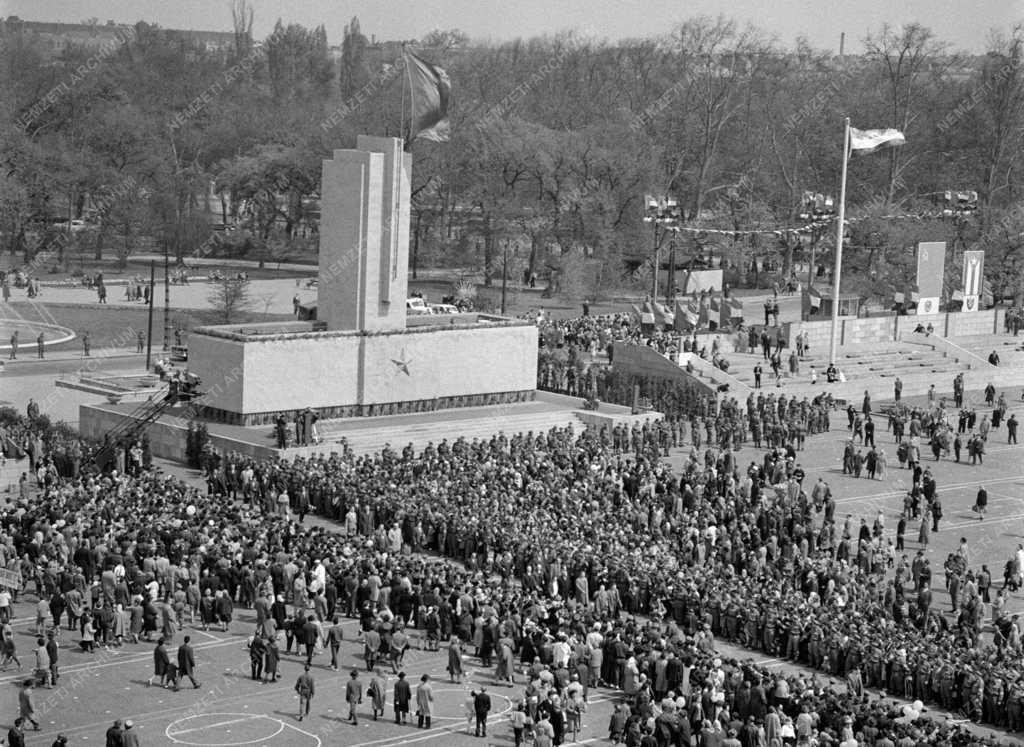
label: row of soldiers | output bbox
[707,591,1024,727]
[746,391,833,450]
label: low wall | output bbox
[791,308,1005,354]
[613,343,716,395]
[79,404,280,462]
[536,391,663,430]
[612,342,751,408]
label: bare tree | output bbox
[258,291,277,319]
[207,277,252,324]
[974,27,1024,210]
[229,0,254,59]
[671,16,772,220]
[864,23,949,203]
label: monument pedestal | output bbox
[184,317,537,425]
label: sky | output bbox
[3,0,1018,53]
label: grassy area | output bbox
[7,304,295,351]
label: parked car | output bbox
[406,297,432,315]
[428,303,460,315]
[53,219,92,233]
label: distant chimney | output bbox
[839,32,845,57]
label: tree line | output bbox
[3,9,1024,303]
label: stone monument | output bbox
[319,135,410,332]
[173,136,538,425]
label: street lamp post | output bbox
[797,192,836,291]
[145,261,155,371]
[643,194,681,303]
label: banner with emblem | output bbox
[916,242,946,315]
[962,250,984,312]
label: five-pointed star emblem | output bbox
[391,349,412,376]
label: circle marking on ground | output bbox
[165,712,284,746]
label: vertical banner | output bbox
[916,242,946,314]
[962,250,984,311]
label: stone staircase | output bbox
[318,410,580,457]
[947,333,1024,369]
[284,393,662,459]
[677,352,754,401]
[725,341,977,402]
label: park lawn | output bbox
[8,303,295,352]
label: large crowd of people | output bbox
[1,376,1020,747]
[4,305,1023,745]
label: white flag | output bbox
[850,127,906,154]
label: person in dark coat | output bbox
[147,638,170,687]
[175,636,199,690]
[295,664,315,721]
[264,636,280,682]
[104,719,123,747]
[302,616,319,666]
[249,634,266,680]
[974,485,988,519]
[346,669,364,725]
[474,686,492,737]
[393,671,412,724]
[7,717,25,747]
[750,678,768,720]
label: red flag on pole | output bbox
[406,51,451,143]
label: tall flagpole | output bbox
[828,117,851,367]
[404,48,415,144]
[400,45,408,142]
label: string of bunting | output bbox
[666,209,965,239]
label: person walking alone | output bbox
[973,486,988,520]
[346,669,363,725]
[175,636,200,690]
[295,664,314,721]
[18,680,39,731]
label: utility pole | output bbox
[667,240,677,306]
[807,231,816,290]
[145,261,155,370]
[500,240,509,315]
[651,226,660,302]
[163,244,171,352]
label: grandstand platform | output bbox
[724,335,1024,404]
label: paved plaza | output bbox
[0,384,1023,743]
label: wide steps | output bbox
[0,458,28,493]
[316,411,583,456]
